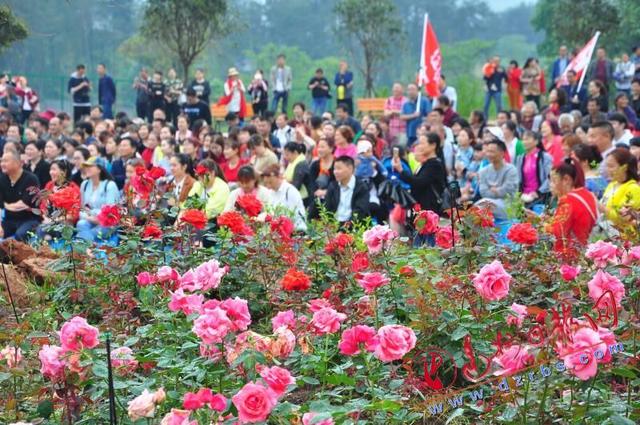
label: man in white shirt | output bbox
[261,164,307,231]
[609,112,633,146]
[432,75,457,111]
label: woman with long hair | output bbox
[40,159,81,227]
[520,58,542,108]
[514,130,552,207]
[223,165,271,212]
[334,125,356,159]
[168,153,197,208]
[586,80,609,113]
[24,140,51,188]
[599,148,640,239]
[76,157,120,242]
[539,120,564,167]
[189,159,230,220]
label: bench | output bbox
[210,103,255,130]
[356,98,386,117]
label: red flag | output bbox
[556,32,600,89]
[418,14,441,98]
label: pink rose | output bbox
[312,307,347,335]
[628,246,640,261]
[585,240,619,268]
[225,331,272,365]
[493,345,534,376]
[111,346,138,375]
[199,344,222,362]
[153,388,166,404]
[192,308,232,345]
[259,365,295,396]
[356,272,390,294]
[0,345,22,368]
[128,389,159,421]
[136,271,156,286]
[232,382,278,424]
[308,298,334,313]
[362,225,397,254]
[560,264,581,281]
[472,260,511,302]
[271,310,296,332]
[59,316,100,352]
[303,412,335,425]
[185,259,227,292]
[587,270,625,307]
[507,303,527,327]
[183,388,226,411]
[373,325,417,362]
[178,270,196,291]
[338,325,378,356]
[157,266,180,283]
[168,289,204,316]
[221,297,252,332]
[38,345,65,380]
[556,327,607,380]
[270,327,296,358]
[435,225,460,249]
[160,409,197,425]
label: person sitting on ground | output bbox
[167,153,197,209]
[224,165,271,212]
[335,103,362,134]
[324,155,370,224]
[545,157,597,258]
[189,159,230,220]
[476,139,519,220]
[249,134,278,176]
[514,130,552,207]
[0,149,42,241]
[261,164,307,232]
[24,140,51,188]
[599,147,640,239]
[283,142,311,207]
[76,157,120,242]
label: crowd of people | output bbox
[0,47,639,254]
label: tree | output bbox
[140,0,228,82]
[532,0,619,56]
[333,0,402,97]
[0,5,28,53]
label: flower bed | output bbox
[0,206,639,424]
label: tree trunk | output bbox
[364,47,375,97]
[181,57,191,86]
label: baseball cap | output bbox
[357,139,373,154]
[81,156,107,169]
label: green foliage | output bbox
[333,0,403,96]
[140,0,229,81]
[0,5,28,52]
[532,0,620,56]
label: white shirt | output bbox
[432,86,458,111]
[275,68,285,92]
[336,175,356,222]
[613,130,633,146]
[267,180,307,231]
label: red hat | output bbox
[39,109,56,122]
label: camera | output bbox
[447,180,461,201]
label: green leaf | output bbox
[326,373,356,387]
[446,408,465,424]
[300,376,320,385]
[450,326,468,341]
[611,367,637,379]
[0,372,11,383]
[37,399,54,418]
[610,415,636,425]
[369,399,402,412]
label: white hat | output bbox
[228,67,239,77]
[357,139,373,154]
[486,126,504,142]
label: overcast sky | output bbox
[486,0,535,12]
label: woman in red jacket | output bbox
[545,158,598,259]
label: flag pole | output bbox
[576,31,601,93]
[416,13,428,115]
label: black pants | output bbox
[73,106,91,124]
[136,101,149,122]
[167,102,180,126]
[253,101,268,117]
[3,218,40,242]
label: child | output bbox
[355,139,387,181]
[459,144,484,202]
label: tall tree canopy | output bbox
[140,0,228,81]
[333,0,402,96]
[0,5,28,53]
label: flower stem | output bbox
[537,376,549,423]
[584,371,598,417]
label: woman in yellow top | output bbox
[600,148,640,239]
[189,159,230,220]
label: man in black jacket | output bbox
[182,88,212,128]
[324,155,369,224]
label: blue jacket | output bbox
[111,158,127,190]
[68,72,91,106]
[561,83,587,111]
[551,57,569,85]
[99,75,116,104]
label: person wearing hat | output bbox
[182,88,212,128]
[77,156,120,242]
[218,67,247,121]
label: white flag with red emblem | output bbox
[556,32,600,89]
[418,13,441,98]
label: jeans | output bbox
[413,233,435,248]
[271,91,288,113]
[311,97,328,116]
[483,91,502,119]
[136,101,149,122]
[2,218,40,242]
[76,219,114,242]
[101,102,114,119]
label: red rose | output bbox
[413,210,440,235]
[148,166,166,179]
[435,225,460,249]
[195,165,208,176]
[180,209,208,230]
[280,267,311,291]
[97,204,121,227]
[49,185,79,212]
[507,222,538,245]
[142,223,163,239]
[399,265,415,277]
[268,215,294,241]
[130,174,154,198]
[217,211,253,236]
[134,165,146,176]
[325,233,354,255]
[351,251,369,273]
[236,193,263,217]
